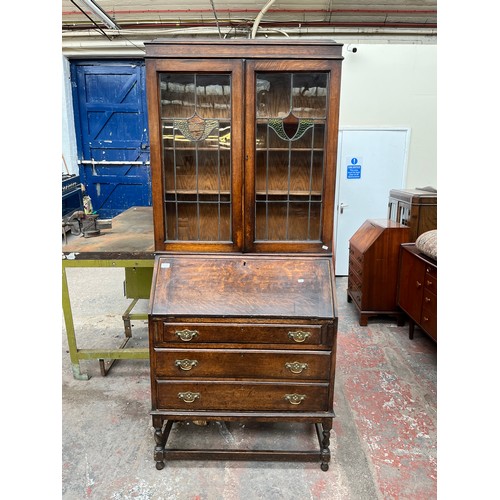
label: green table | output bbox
[62,207,155,380]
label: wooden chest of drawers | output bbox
[347,219,410,325]
[397,243,437,341]
[148,254,337,470]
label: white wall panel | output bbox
[338,43,437,189]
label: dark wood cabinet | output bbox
[347,219,410,326]
[397,243,437,341]
[145,39,343,471]
[146,39,342,255]
[388,188,437,242]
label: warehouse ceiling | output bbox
[62,0,437,56]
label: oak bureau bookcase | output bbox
[145,39,343,471]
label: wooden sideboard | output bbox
[347,219,410,326]
[397,243,437,341]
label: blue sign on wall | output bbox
[347,157,362,179]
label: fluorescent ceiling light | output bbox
[79,0,120,30]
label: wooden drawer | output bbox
[155,321,326,346]
[347,273,362,306]
[153,348,331,380]
[155,380,329,412]
[421,290,437,340]
[424,269,437,295]
[348,266,362,287]
[348,247,363,275]
[350,264,363,280]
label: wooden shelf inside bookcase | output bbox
[256,148,324,152]
[165,190,231,196]
[256,190,322,197]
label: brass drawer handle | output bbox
[177,391,200,403]
[426,280,433,286]
[288,331,311,343]
[175,359,198,371]
[285,362,309,374]
[425,297,431,303]
[175,329,199,342]
[284,393,306,405]
[416,281,422,288]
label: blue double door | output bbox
[71,60,151,218]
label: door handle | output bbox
[340,203,349,214]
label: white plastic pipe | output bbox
[251,0,276,39]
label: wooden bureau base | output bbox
[148,254,338,471]
[152,415,333,471]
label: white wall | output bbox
[338,43,437,189]
[62,55,79,175]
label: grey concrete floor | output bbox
[62,267,437,499]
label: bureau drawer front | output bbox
[348,262,363,284]
[155,381,329,412]
[347,273,362,306]
[349,260,363,278]
[157,322,325,345]
[349,245,363,261]
[154,348,331,380]
[348,270,361,290]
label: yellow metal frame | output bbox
[62,258,153,380]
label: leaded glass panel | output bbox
[160,73,232,242]
[255,72,328,241]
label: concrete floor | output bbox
[62,267,437,499]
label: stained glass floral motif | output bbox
[174,114,219,142]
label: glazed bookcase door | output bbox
[244,60,341,254]
[147,59,244,252]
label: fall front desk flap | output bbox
[149,255,335,319]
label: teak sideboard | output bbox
[145,38,343,470]
[397,243,437,341]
